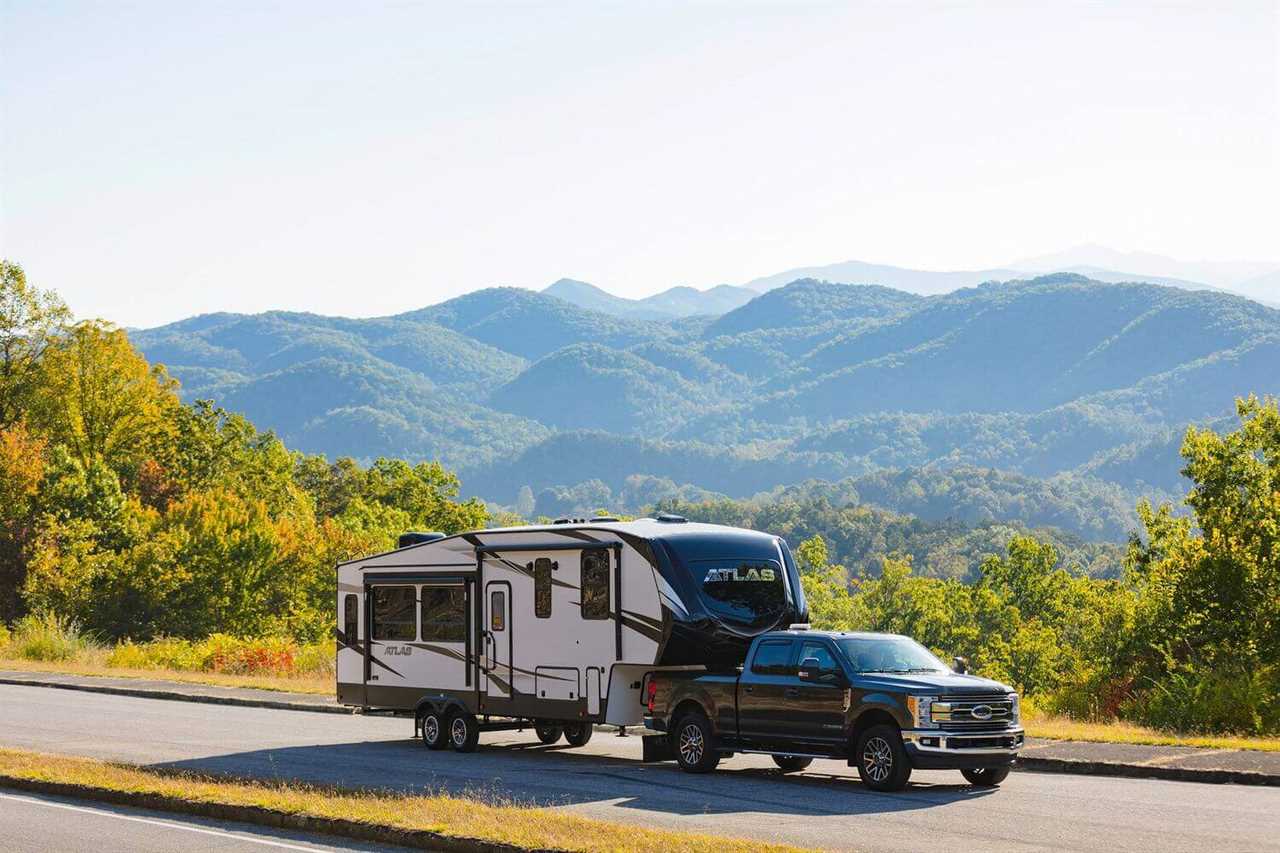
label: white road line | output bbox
[0,790,344,851]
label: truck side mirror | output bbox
[797,657,823,681]
[953,656,968,674]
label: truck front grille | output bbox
[934,694,1014,731]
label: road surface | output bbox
[0,788,412,852]
[2,684,1277,852]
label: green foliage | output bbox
[4,613,101,662]
[105,634,334,677]
[0,260,71,428]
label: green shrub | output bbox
[1123,663,1280,736]
[294,640,336,677]
[0,622,10,652]
[7,613,100,662]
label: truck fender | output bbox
[668,685,720,733]
[849,694,910,737]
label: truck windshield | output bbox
[837,637,947,674]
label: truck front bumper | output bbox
[900,727,1024,770]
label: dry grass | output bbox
[0,748,803,853]
[0,656,332,695]
[1024,711,1280,753]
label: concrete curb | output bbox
[0,773,550,853]
[0,676,354,715]
[1016,756,1280,787]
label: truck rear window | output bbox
[695,558,786,624]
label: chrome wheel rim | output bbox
[424,716,439,743]
[678,723,705,765]
[451,717,468,745]
[862,736,893,782]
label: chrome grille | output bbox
[934,694,1014,731]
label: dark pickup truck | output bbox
[643,627,1024,791]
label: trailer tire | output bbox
[672,712,720,774]
[421,710,448,751]
[855,724,911,792]
[534,722,563,744]
[448,712,480,753]
[772,754,814,773]
[562,721,593,747]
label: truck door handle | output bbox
[784,687,799,698]
[743,685,754,694]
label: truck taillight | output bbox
[646,678,658,712]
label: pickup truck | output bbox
[643,627,1024,791]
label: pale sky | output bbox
[3,1,1278,328]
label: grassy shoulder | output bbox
[0,656,332,695]
[0,747,802,853]
[1024,710,1280,753]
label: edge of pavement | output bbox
[0,773,538,853]
[3,670,1277,788]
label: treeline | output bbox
[0,261,485,640]
[784,397,1279,735]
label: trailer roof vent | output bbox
[589,515,620,522]
[552,517,574,525]
[654,513,688,524]
[398,531,445,548]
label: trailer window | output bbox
[533,557,554,619]
[580,551,610,620]
[420,585,466,643]
[697,558,787,625]
[751,640,795,676]
[343,594,358,644]
[491,590,505,631]
[371,586,416,641]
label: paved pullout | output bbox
[3,684,1278,852]
[0,788,411,853]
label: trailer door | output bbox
[484,581,512,699]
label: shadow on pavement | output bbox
[152,736,997,818]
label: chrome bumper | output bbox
[901,727,1024,754]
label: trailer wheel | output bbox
[672,712,720,773]
[448,712,480,753]
[534,722,563,744]
[562,721,593,747]
[772,754,814,773]
[421,710,448,751]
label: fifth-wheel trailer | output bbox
[335,514,808,750]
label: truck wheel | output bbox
[534,722,563,744]
[673,712,720,774]
[421,710,448,751]
[855,724,911,792]
[562,721,593,747]
[448,712,480,753]
[772,754,813,773]
[961,766,1010,786]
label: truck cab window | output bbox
[343,594,358,643]
[751,640,795,675]
[420,585,466,642]
[371,586,416,641]
[580,551,610,620]
[533,557,554,618]
[799,641,838,673]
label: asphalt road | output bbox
[3,684,1278,852]
[0,789,412,852]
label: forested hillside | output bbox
[4,259,1277,734]
[128,272,1280,543]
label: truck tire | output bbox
[448,712,480,753]
[772,754,814,773]
[534,722,563,744]
[421,710,448,751]
[855,724,911,792]
[961,766,1011,786]
[562,721,593,747]
[672,712,721,774]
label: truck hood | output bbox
[853,671,1014,695]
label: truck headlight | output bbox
[1009,693,1020,725]
[906,695,939,729]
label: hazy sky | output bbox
[3,1,1278,328]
